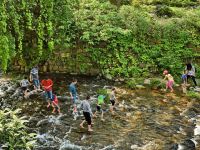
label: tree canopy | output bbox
[0,0,199,78]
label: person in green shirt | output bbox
[94,95,105,121]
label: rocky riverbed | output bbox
[0,75,200,150]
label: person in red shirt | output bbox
[52,92,61,114]
[41,77,53,108]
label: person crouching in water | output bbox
[20,76,30,97]
[80,95,93,132]
[163,70,174,92]
[52,92,61,114]
[110,88,117,114]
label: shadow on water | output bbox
[9,74,200,150]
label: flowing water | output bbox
[0,75,200,150]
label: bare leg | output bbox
[80,120,85,128]
[47,100,51,108]
[101,111,105,121]
[88,125,93,132]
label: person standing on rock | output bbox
[80,95,93,132]
[20,76,30,97]
[30,66,40,89]
[185,63,198,87]
[69,79,78,113]
[163,70,174,92]
[41,77,53,108]
[110,87,117,114]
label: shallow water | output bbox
[2,75,200,150]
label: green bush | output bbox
[125,78,137,89]
[186,91,200,100]
[150,78,165,89]
[0,109,36,150]
[155,5,174,17]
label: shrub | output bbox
[155,5,174,17]
[150,78,165,89]
[0,108,36,150]
[125,78,137,89]
[186,91,200,100]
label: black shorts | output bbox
[110,100,115,106]
[83,112,91,125]
[96,105,102,112]
[21,87,27,91]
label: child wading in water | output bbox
[110,88,117,114]
[163,70,174,92]
[52,93,61,114]
[80,95,93,132]
[94,95,105,121]
[41,77,53,108]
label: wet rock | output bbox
[126,112,132,117]
[178,139,195,150]
[194,87,200,92]
[36,119,49,127]
[59,140,82,150]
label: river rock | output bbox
[178,139,195,150]
[36,119,49,127]
[136,85,146,89]
[194,87,200,92]
[144,79,151,85]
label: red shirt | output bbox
[41,79,53,91]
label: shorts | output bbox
[110,100,115,106]
[33,79,40,88]
[166,80,174,88]
[96,105,102,112]
[83,111,91,125]
[45,91,53,100]
[21,87,27,91]
[181,74,187,80]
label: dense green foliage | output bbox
[0,109,36,150]
[0,0,199,78]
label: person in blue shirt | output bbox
[69,79,78,113]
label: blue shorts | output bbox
[181,74,187,80]
[45,91,53,101]
[33,79,40,88]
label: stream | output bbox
[0,74,200,150]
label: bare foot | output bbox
[101,118,105,122]
[80,124,84,129]
[88,129,93,132]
